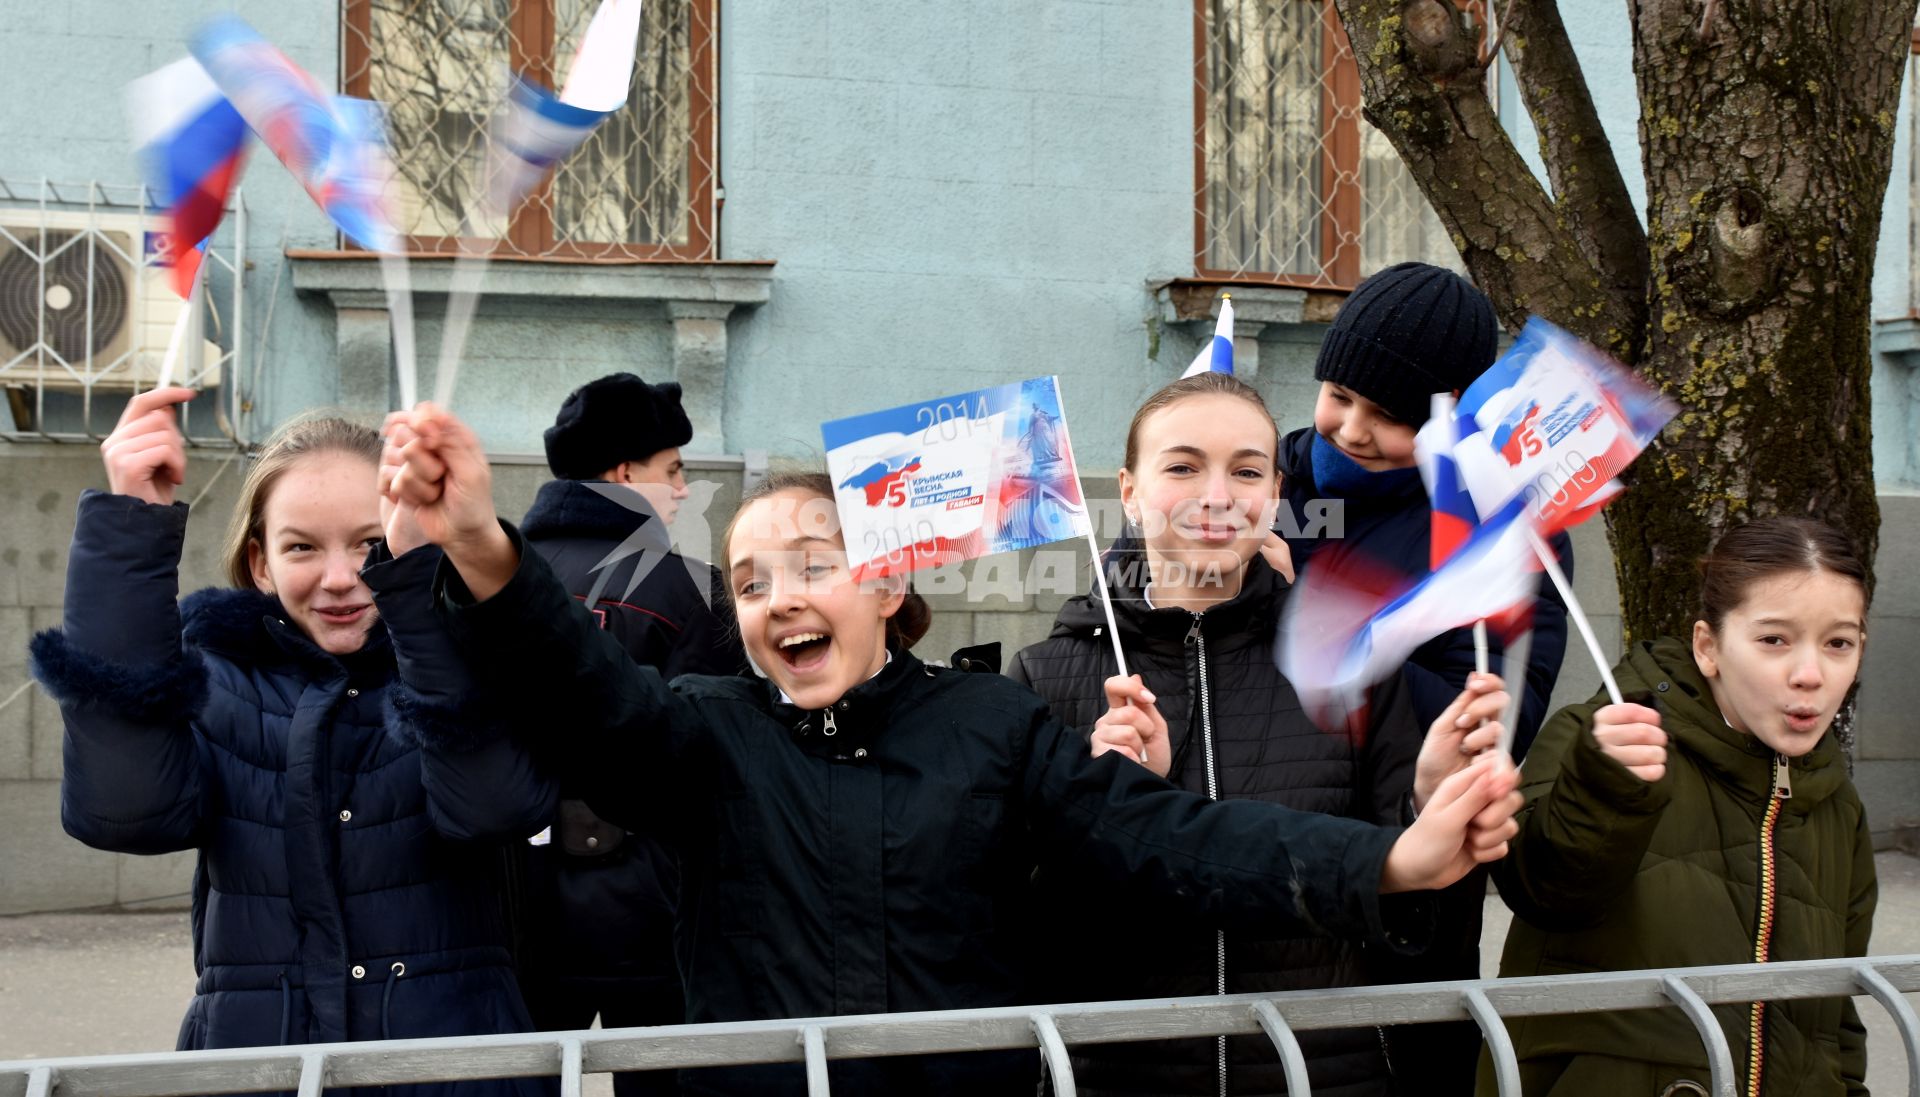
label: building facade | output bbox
[1,0,1916,911]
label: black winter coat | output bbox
[1008,552,1419,1097]
[1276,426,1572,757]
[413,528,1437,1096]
[515,479,744,996]
[29,492,552,1097]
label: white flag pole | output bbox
[434,240,493,408]
[1526,528,1622,705]
[1082,522,1130,681]
[1495,626,1533,759]
[378,249,417,410]
[154,275,204,391]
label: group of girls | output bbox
[32,269,1877,1097]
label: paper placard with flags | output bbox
[1453,318,1676,533]
[822,377,1090,580]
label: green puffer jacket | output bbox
[1480,638,1876,1097]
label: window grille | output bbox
[341,0,716,260]
[1197,0,1465,289]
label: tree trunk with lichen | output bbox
[1333,0,1912,642]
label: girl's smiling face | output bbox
[247,452,385,655]
[1119,392,1280,602]
[726,488,902,710]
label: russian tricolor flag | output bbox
[190,15,399,252]
[127,58,248,298]
[486,78,617,217]
[1180,295,1234,378]
[485,0,643,217]
[1416,394,1482,570]
[1280,492,1541,730]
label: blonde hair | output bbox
[221,415,383,588]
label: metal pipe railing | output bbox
[3,955,1916,1097]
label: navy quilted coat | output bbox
[30,491,554,1097]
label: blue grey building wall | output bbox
[5,2,1920,914]
[715,0,1299,472]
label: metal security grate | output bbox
[1196,0,1465,288]
[0,179,247,445]
[341,0,716,260]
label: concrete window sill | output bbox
[288,251,775,450]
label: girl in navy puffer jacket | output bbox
[29,389,551,1097]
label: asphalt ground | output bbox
[4,852,1919,1093]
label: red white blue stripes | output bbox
[1180,296,1235,378]
[126,57,249,297]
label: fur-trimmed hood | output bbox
[180,585,392,679]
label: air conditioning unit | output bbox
[0,209,223,392]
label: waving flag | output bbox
[486,78,615,217]
[1180,295,1234,378]
[190,15,399,251]
[1452,318,1676,534]
[1415,393,1483,570]
[127,58,249,297]
[1281,492,1541,728]
[485,0,643,217]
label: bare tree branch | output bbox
[1332,0,1639,356]
[1502,0,1650,347]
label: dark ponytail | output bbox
[886,588,932,651]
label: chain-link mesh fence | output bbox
[341,0,714,259]
[1198,0,1465,288]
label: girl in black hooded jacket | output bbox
[379,404,1521,1097]
[1010,372,1508,1097]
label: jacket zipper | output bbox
[821,708,838,736]
[1188,614,1227,1097]
[1744,754,1789,1097]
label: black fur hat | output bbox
[543,373,693,480]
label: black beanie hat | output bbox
[1312,261,1498,426]
[543,372,693,480]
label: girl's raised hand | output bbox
[1591,703,1667,783]
[378,411,429,557]
[101,387,195,505]
[1093,674,1170,777]
[1413,672,1510,811]
[1381,752,1522,893]
[385,404,517,599]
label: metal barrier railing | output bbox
[3,956,1916,1097]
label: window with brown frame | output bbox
[1195,0,1463,289]
[341,0,716,260]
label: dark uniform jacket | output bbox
[515,479,743,1006]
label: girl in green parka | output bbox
[1483,517,1877,1097]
